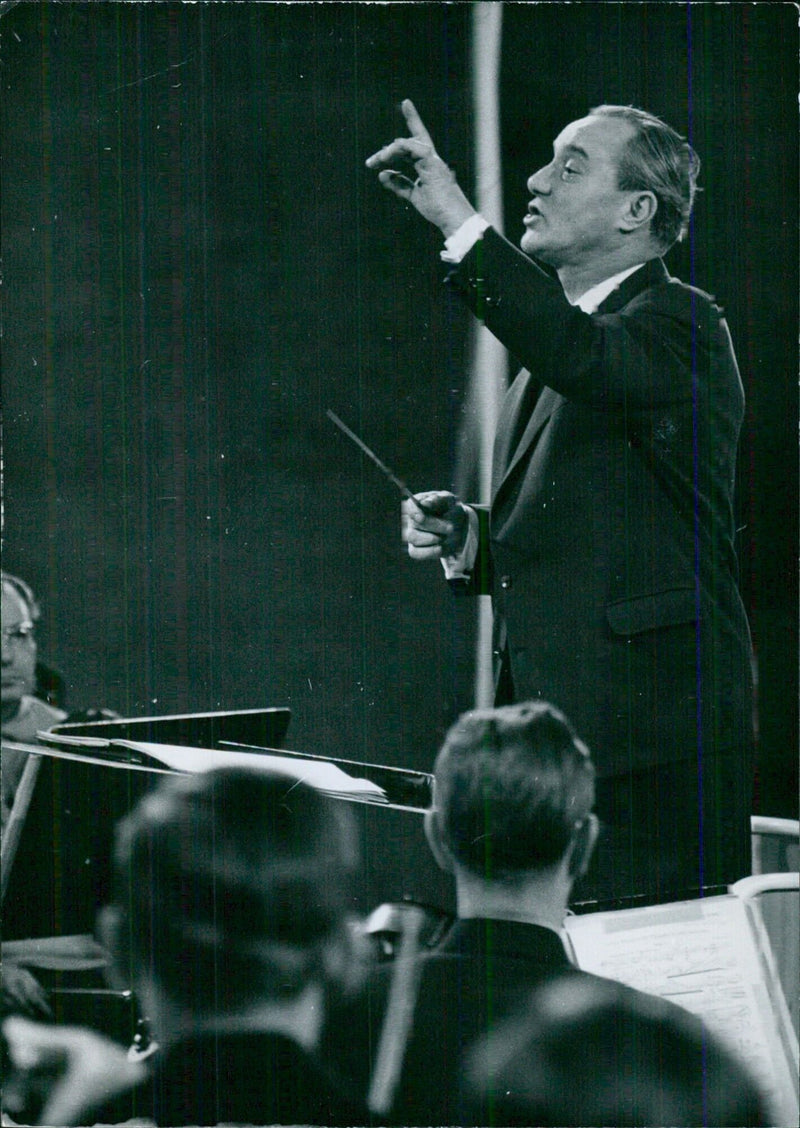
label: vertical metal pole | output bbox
[469,2,505,707]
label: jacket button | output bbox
[500,575,513,590]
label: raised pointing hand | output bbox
[366,100,475,237]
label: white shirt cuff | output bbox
[440,215,491,264]
[441,506,480,580]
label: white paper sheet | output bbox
[566,894,799,1126]
[111,740,388,801]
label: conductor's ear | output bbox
[567,813,599,879]
[620,190,657,234]
[424,807,455,874]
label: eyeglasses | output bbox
[2,622,36,645]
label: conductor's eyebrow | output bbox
[557,143,589,161]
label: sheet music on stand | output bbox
[109,740,390,804]
[565,894,799,1126]
[2,715,437,939]
[32,728,433,812]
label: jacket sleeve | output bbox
[445,228,716,411]
[447,505,492,596]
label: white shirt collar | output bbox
[572,263,646,313]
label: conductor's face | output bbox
[521,114,637,268]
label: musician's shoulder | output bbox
[2,695,68,740]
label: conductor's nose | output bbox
[527,162,552,195]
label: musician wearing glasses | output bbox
[1,573,66,1020]
[1,572,67,827]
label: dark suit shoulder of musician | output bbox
[322,918,591,1126]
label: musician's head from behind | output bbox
[425,701,598,924]
[521,105,699,280]
[102,767,362,1047]
[464,973,770,1127]
[1,572,41,724]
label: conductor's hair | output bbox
[590,104,701,250]
[431,701,595,881]
[111,768,360,1015]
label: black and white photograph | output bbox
[1,2,798,1124]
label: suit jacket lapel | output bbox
[492,258,670,505]
[594,257,669,315]
[495,385,561,502]
[492,367,539,488]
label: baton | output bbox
[326,409,427,513]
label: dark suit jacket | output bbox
[324,916,589,1126]
[446,230,754,779]
[92,1028,368,1127]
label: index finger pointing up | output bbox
[401,99,433,143]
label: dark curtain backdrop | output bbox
[3,2,797,815]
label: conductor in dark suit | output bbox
[366,101,754,905]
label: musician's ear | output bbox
[424,807,454,873]
[567,813,599,879]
